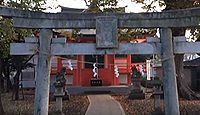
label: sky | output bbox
[45,0,148,13]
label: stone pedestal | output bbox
[154,87,162,112]
[151,78,164,114]
[153,77,163,112]
[128,78,145,100]
[54,86,65,115]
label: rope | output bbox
[33,48,144,68]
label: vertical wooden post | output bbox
[127,54,131,72]
[77,55,82,86]
[57,56,62,72]
[104,55,108,68]
[34,29,52,115]
[80,55,84,86]
[160,28,180,115]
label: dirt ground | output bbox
[1,92,89,115]
[2,92,200,115]
[113,95,200,115]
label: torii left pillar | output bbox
[34,29,52,115]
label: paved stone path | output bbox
[85,94,126,115]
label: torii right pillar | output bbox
[160,28,180,115]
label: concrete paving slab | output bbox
[85,94,126,115]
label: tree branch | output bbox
[84,0,90,6]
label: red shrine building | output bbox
[51,54,132,86]
[21,30,148,88]
[49,35,147,87]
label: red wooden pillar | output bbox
[79,55,84,85]
[127,54,132,85]
[113,55,118,85]
[75,55,83,86]
[104,55,108,69]
[75,56,80,86]
[57,56,62,72]
[106,55,114,85]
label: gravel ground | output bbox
[2,92,89,115]
[113,95,200,115]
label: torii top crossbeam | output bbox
[0,6,200,28]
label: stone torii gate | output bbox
[1,6,200,115]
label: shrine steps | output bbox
[66,86,129,95]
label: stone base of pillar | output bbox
[128,90,145,100]
[128,78,145,100]
[151,109,165,115]
[54,111,65,115]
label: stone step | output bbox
[130,89,143,93]
[84,90,111,94]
